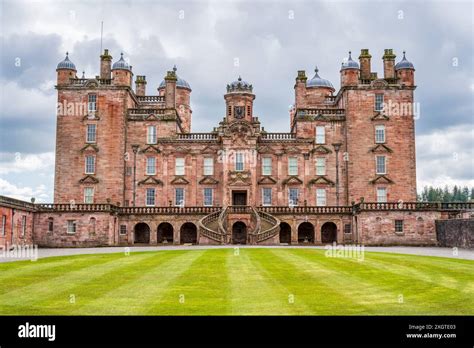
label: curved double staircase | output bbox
[198,206,280,244]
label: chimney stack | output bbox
[135,75,146,96]
[382,49,396,79]
[100,49,112,79]
[164,69,177,109]
[359,49,372,80]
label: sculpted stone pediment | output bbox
[283,146,301,154]
[370,144,393,153]
[370,175,394,184]
[201,145,219,154]
[308,176,335,186]
[257,176,277,185]
[199,176,219,185]
[311,145,332,154]
[371,112,390,121]
[144,113,160,121]
[282,176,303,186]
[257,145,275,154]
[371,79,389,88]
[138,176,164,186]
[79,175,99,184]
[170,176,190,185]
[228,170,251,186]
[80,144,99,153]
[141,145,161,153]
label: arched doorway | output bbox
[157,222,174,243]
[134,223,150,244]
[321,222,337,244]
[180,222,197,244]
[232,221,247,244]
[279,222,291,244]
[297,222,314,243]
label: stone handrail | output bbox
[360,202,474,211]
[128,108,166,115]
[137,96,165,103]
[296,108,345,116]
[70,78,112,85]
[256,210,280,243]
[177,133,218,140]
[259,206,353,214]
[119,206,219,215]
[261,133,296,140]
[37,203,116,212]
[228,205,253,214]
[198,210,225,243]
[218,206,229,239]
[249,207,261,244]
[0,195,36,210]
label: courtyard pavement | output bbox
[0,244,473,262]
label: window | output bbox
[395,220,404,233]
[316,158,326,175]
[203,188,213,206]
[377,187,387,203]
[88,94,97,112]
[89,217,96,233]
[288,157,298,175]
[288,188,299,206]
[375,125,385,143]
[48,218,54,233]
[146,188,155,206]
[147,125,157,144]
[175,157,185,175]
[262,157,272,176]
[376,156,386,174]
[316,126,325,144]
[262,188,272,206]
[1,215,5,236]
[247,105,251,117]
[85,156,95,174]
[375,93,384,111]
[316,189,326,206]
[21,216,26,237]
[235,152,244,171]
[146,157,156,175]
[175,188,185,206]
[86,124,96,143]
[84,187,94,204]
[67,220,76,234]
[120,225,127,235]
[126,166,133,176]
[204,158,214,176]
[344,224,351,234]
[227,105,232,116]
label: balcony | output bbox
[261,133,296,140]
[136,95,165,103]
[177,133,218,141]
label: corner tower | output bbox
[224,76,255,122]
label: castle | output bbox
[1,48,471,248]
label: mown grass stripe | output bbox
[145,249,231,315]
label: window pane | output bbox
[147,126,157,144]
[316,158,326,175]
[85,156,95,174]
[376,156,386,174]
[377,188,387,202]
[88,94,97,112]
[146,188,155,206]
[175,158,185,175]
[262,188,272,206]
[262,157,272,176]
[175,188,184,206]
[316,189,326,206]
[375,94,384,111]
[146,157,156,175]
[235,152,244,171]
[375,125,385,143]
[316,126,325,144]
[204,158,213,175]
[84,187,94,203]
[288,157,298,175]
[203,188,213,206]
[289,188,299,206]
[87,124,96,142]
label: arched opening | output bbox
[232,221,247,244]
[417,217,424,235]
[89,217,96,234]
[321,222,338,244]
[297,222,314,243]
[157,222,174,244]
[279,222,291,244]
[180,222,197,244]
[134,223,150,244]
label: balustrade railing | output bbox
[70,78,111,85]
[36,203,115,212]
[128,108,166,115]
[261,133,296,140]
[256,210,280,242]
[120,206,219,215]
[259,206,353,214]
[297,108,345,116]
[228,205,253,214]
[177,133,218,140]
[136,95,165,103]
[198,210,225,243]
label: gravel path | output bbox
[0,244,473,262]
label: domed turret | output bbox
[395,51,415,70]
[158,66,191,90]
[112,53,131,71]
[57,52,76,70]
[341,51,359,70]
[56,52,77,85]
[395,51,415,87]
[306,67,335,91]
[226,76,253,93]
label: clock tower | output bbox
[224,76,255,123]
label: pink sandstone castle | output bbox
[1,48,472,248]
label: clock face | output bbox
[234,106,244,119]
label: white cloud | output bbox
[0,178,49,202]
[0,152,55,175]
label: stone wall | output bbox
[436,218,474,249]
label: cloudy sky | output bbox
[0,0,473,202]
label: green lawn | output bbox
[0,248,472,315]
